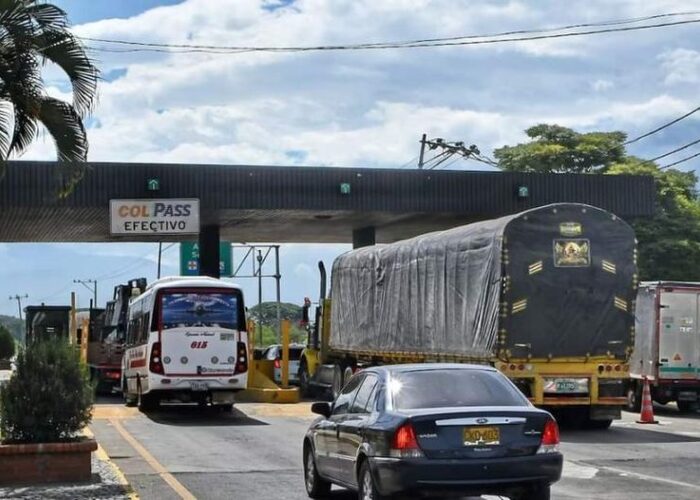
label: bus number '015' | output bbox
[191,341,208,349]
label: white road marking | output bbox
[562,460,598,479]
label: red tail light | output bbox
[390,423,423,458]
[235,342,248,374]
[538,418,560,454]
[150,342,164,374]
[274,358,281,369]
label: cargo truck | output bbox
[299,203,637,428]
[82,278,147,393]
[628,282,700,413]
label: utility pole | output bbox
[8,294,28,320]
[157,242,163,279]
[73,279,97,307]
[418,133,427,169]
[417,134,482,170]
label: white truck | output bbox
[629,282,700,413]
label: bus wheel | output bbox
[124,380,137,407]
[137,382,158,411]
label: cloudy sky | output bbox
[2,0,700,317]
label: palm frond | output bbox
[26,2,67,29]
[0,99,15,179]
[37,96,87,162]
[36,29,98,116]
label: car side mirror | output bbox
[311,401,332,418]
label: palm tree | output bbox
[0,0,98,187]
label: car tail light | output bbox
[150,342,164,374]
[274,358,281,369]
[390,422,423,458]
[537,418,560,454]
[235,342,248,374]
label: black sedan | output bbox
[302,364,562,500]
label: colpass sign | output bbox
[110,199,200,235]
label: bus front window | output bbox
[161,292,239,330]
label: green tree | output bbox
[494,125,700,280]
[0,1,98,186]
[0,339,93,443]
[0,324,15,360]
[494,124,626,173]
[606,158,700,280]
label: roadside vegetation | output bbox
[248,302,307,347]
[495,124,700,281]
[0,339,93,443]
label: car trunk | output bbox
[407,408,548,459]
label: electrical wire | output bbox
[648,137,700,162]
[397,155,419,169]
[79,14,700,55]
[625,104,700,145]
[659,150,700,170]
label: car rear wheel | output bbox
[137,382,158,411]
[358,460,386,500]
[303,445,331,498]
[519,482,551,500]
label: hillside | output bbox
[0,315,24,342]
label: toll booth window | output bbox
[161,293,239,330]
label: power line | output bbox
[397,155,419,169]
[659,150,700,170]
[625,104,700,145]
[648,137,700,162]
[79,14,700,55]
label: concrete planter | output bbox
[0,439,97,485]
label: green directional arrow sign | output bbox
[180,242,231,276]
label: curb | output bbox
[83,427,139,500]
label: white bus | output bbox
[121,277,249,411]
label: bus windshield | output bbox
[161,292,239,330]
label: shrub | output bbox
[0,325,14,361]
[0,339,94,443]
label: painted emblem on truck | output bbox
[553,239,590,267]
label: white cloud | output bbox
[659,48,700,85]
[591,79,614,92]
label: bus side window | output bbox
[126,319,135,346]
[142,313,151,342]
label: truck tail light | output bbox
[150,342,164,374]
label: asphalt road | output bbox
[89,397,700,500]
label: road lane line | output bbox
[598,464,700,491]
[84,426,139,500]
[109,418,196,500]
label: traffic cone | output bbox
[636,377,658,424]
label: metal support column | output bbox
[352,226,376,248]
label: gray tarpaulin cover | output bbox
[329,203,636,360]
[330,214,512,358]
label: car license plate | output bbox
[463,426,500,446]
[190,381,208,391]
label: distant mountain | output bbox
[0,315,23,342]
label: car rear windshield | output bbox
[161,292,240,330]
[391,369,528,410]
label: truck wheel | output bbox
[626,384,641,413]
[677,401,698,413]
[299,362,313,398]
[585,419,613,430]
[343,365,354,386]
[331,365,343,400]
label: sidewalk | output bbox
[0,427,136,500]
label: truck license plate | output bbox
[463,426,500,446]
[190,381,208,391]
